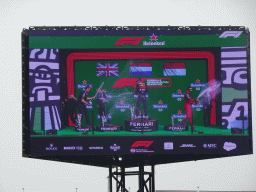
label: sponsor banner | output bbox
[172,93,184,98]
[146,78,171,87]
[191,104,203,108]
[114,37,143,46]
[112,78,171,88]
[130,121,154,127]
[130,141,155,153]
[110,144,120,151]
[125,119,158,132]
[223,142,237,151]
[180,144,196,148]
[86,105,93,109]
[63,146,83,150]
[89,146,103,150]
[172,114,186,118]
[46,143,57,151]
[190,83,206,88]
[153,104,168,109]
[130,148,155,153]
[165,126,187,131]
[203,143,217,149]
[97,114,112,119]
[77,84,93,89]
[115,104,130,109]
[31,136,249,156]
[136,115,150,118]
[134,94,148,98]
[143,41,165,46]
[30,33,246,49]
[75,146,83,150]
[101,127,119,131]
[63,146,75,150]
[164,142,174,150]
[143,34,165,46]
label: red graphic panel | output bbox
[66,51,216,125]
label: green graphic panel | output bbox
[29,34,246,49]
[33,107,41,131]
[75,59,207,127]
[222,87,248,102]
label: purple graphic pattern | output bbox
[29,49,61,131]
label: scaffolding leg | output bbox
[139,165,144,192]
[109,165,112,192]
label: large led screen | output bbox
[23,27,253,165]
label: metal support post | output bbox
[139,165,144,192]
[109,165,112,192]
[152,165,155,192]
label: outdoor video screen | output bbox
[25,27,252,158]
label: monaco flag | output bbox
[163,63,186,76]
[130,63,152,76]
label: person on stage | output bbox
[77,85,95,128]
[134,78,149,119]
[202,91,212,127]
[65,94,78,128]
[96,88,110,125]
[181,87,199,132]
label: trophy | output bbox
[77,114,82,128]
[130,106,135,120]
[101,112,107,127]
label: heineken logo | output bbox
[143,33,165,46]
[97,114,112,119]
[190,79,206,90]
[77,84,93,89]
[153,100,168,112]
[134,94,148,98]
[77,80,93,89]
[153,104,168,108]
[115,104,130,109]
[86,105,93,109]
[190,83,206,87]
[150,34,158,41]
[172,89,184,100]
[172,114,186,118]
[115,100,130,111]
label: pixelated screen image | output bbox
[24,28,252,157]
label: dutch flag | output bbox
[163,63,186,76]
[129,63,152,76]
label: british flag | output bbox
[96,63,119,76]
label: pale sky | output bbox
[0,0,256,192]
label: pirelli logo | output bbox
[114,37,143,46]
[131,141,154,148]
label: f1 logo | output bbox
[131,141,153,148]
[219,31,243,38]
[114,37,143,46]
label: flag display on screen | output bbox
[163,63,186,76]
[96,63,119,76]
[130,63,152,76]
